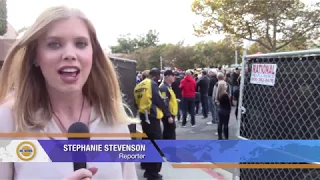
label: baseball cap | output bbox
[164,70,175,76]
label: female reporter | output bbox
[0,6,137,180]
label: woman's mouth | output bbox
[58,66,80,83]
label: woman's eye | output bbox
[76,41,88,48]
[47,42,61,49]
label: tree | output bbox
[0,0,7,36]
[248,37,308,54]
[129,46,163,71]
[136,30,159,48]
[192,0,320,52]
[161,43,196,70]
[110,30,160,54]
[17,27,28,34]
[110,34,137,54]
[247,43,269,55]
[193,38,240,67]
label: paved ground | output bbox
[136,163,223,180]
[136,106,240,180]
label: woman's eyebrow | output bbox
[45,36,62,41]
[74,36,90,41]
[44,36,90,41]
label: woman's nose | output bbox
[62,44,77,61]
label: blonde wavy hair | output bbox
[0,6,136,131]
[216,81,228,101]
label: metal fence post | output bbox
[236,50,247,138]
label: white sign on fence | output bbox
[250,64,277,86]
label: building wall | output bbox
[0,39,15,61]
[0,22,18,39]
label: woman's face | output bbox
[36,17,93,93]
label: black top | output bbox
[234,88,240,101]
[197,76,210,95]
[172,77,182,99]
[208,77,218,96]
[219,93,231,111]
[231,72,240,86]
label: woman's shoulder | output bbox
[0,104,15,133]
[111,123,133,133]
[95,120,136,139]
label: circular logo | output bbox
[16,141,36,161]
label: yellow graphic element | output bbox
[16,141,36,161]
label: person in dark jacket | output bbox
[197,70,209,118]
[207,70,218,124]
[195,85,201,114]
[159,70,177,140]
[134,68,167,180]
[234,75,241,120]
[179,70,197,127]
[226,72,234,105]
[194,73,200,114]
[216,81,231,140]
[171,72,183,121]
[231,68,240,105]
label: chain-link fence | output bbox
[238,50,320,180]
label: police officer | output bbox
[159,70,178,139]
[134,68,168,180]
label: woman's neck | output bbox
[47,89,86,119]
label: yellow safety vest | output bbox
[134,78,164,119]
[159,83,178,116]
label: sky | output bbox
[7,0,225,51]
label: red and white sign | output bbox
[250,64,277,86]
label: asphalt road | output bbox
[174,107,240,178]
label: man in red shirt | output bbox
[179,70,197,127]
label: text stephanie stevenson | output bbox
[63,144,146,160]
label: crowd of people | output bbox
[134,67,241,180]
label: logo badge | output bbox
[16,141,36,161]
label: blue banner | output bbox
[38,140,164,162]
[155,140,320,163]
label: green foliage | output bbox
[248,37,308,54]
[112,32,241,71]
[110,34,137,54]
[0,0,7,36]
[137,30,159,48]
[110,30,160,54]
[17,27,29,34]
[192,0,320,52]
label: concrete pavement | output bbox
[136,107,240,180]
[136,163,222,180]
